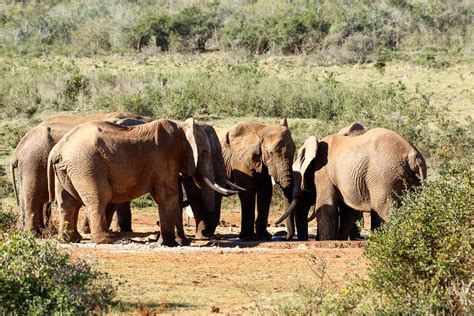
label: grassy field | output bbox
[0,53,472,314]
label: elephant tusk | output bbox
[274,198,299,225]
[203,177,238,195]
[193,176,203,189]
[308,206,317,222]
[225,180,246,191]
[215,182,239,195]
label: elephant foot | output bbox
[119,226,133,233]
[195,228,212,240]
[157,236,179,247]
[256,230,272,241]
[176,236,191,246]
[79,221,91,234]
[284,232,295,241]
[91,232,114,244]
[239,231,257,241]
[62,231,82,243]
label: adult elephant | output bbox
[47,118,233,246]
[180,122,244,240]
[276,123,427,240]
[80,120,242,240]
[217,119,296,240]
[10,112,150,234]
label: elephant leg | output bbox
[23,195,43,236]
[153,182,180,247]
[175,182,191,246]
[338,204,363,240]
[115,202,133,232]
[294,198,312,241]
[256,176,272,240]
[285,213,295,241]
[87,201,113,244]
[370,210,383,230]
[182,177,208,239]
[316,204,338,240]
[56,185,82,243]
[238,190,257,241]
[105,204,116,229]
[79,215,91,234]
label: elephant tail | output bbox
[47,150,59,205]
[409,151,427,184]
[10,157,19,206]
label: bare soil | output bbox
[67,208,368,314]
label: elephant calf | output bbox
[276,123,427,240]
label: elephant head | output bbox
[222,119,296,198]
[180,119,239,237]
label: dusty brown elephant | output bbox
[47,118,234,246]
[217,119,296,240]
[87,120,243,240]
[10,112,151,234]
[276,123,427,240]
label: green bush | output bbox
[131,15,171,51]
[275,168,473,314]
[414,46,449,68]
[0,1,471,62]
[0,209,16,233]
[170,4,220,51]
[0,231,116,315]
[363,168,473,314]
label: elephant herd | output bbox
[10,112,427,246]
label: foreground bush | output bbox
[326,167,473,314]
[0,231,116,315]
[275,167,473,314]
[364,167,473,314]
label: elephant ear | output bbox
[223,123,263,175]
[337,122,367,136]
[293,136,318,190]
[181,118,199,176]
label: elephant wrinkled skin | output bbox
[277,123,426,240]
[10,112,150,234]
[47,118,224,246]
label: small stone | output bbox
[210,305,220,313]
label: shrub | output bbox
[0,231,116,315]
[0,209,16,233]
[363,167,473,314]
[275,167,473,314]
[170,4,220,51]
[414,46,449,68]
[131,15,171,51]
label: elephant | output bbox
[78,119,242,238]
[179,122,244,240]
[47,118,236,246]
[10,112,150,235]
[275,123,427,240]
[217,119,296,241]
[82,120,243,241]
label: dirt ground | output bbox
[66,208,368,314]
